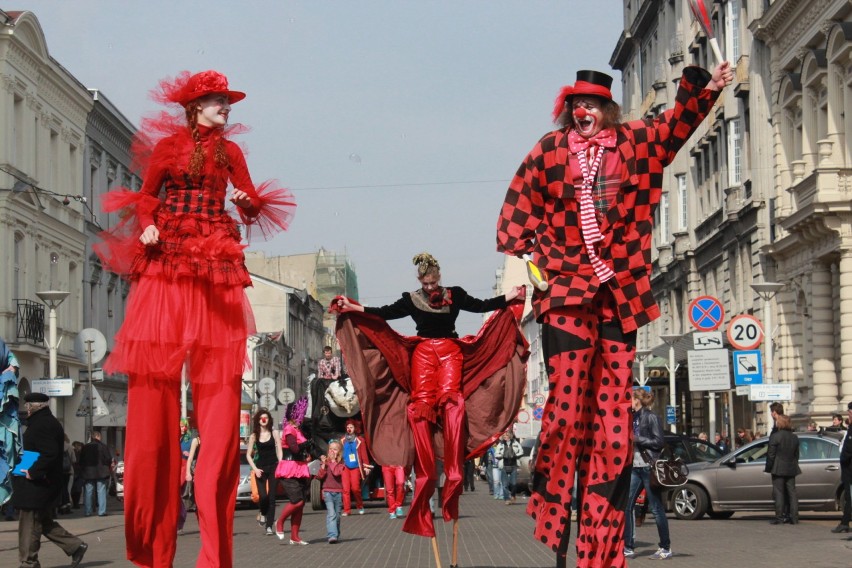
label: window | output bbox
[677,175,688,230]
[660,192,670,244]
[14,232,24,300]
[728,118,742,186]
[50,252,59,289]
[725,0,740,62]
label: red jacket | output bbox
[497,66,720,332]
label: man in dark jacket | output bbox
[79,430,113,517]
[765,414,801,525]
[832,401,852,533]
[12,392,87,567]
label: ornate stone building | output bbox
[609,0,851,435]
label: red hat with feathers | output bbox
[157,70,246,107]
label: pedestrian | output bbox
[832,401,852,534]
[177,418,193,535]
[274,398,310,545]
[57,433,75,515]
[94,68,295,567]
[246,408,282,535]
[463,459,476,492]
[495,58,732,567]
[383,464,408,519]
[765,414,801,524]
[697,432,708,442]
[80,430,113,517]
[12,392,87,568]
[827,414,845,433]
[340,419,370,516]
[318,440,345,543]
[623,389,671,560]
[770,402,785,434]
[70,441,83,508]
[490,441,504,500]
[713,432,727,453]
[334,252,527,567]
[184,434,201,515]
[481,445,495,495]
[494,431,523,504]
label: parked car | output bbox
[516,437,537,495]
[664,434,724,464]
[669,432,843,520]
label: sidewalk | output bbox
[1,489,849,567]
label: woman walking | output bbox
[246,409,282,535]
[274,398,311,545]
[623,389,672,560]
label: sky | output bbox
[8,1,623,335]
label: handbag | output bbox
[249,473,260,503]
[643,449,689,489]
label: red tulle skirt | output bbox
[104,274,255,384]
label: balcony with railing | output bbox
[16,299,44,344]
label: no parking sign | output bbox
[689,296,725,331]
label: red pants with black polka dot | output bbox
[526,287,636,568]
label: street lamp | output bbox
[751,281,784,431]
[36,290,69,415]
[634,349,653,388]
[660,334,682,433]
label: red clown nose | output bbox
[574,107,588,119]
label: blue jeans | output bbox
[624,466,670,550]
[84,477,109,516]
[323,491,342,540]
[502,466,517,500]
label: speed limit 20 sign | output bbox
[727,314,764,350]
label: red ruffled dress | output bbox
[96,122,295,384]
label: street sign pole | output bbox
[86,339,94,439]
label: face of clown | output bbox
[572,95,605,138]
[180,423,187,434]
[195,93,231,127]
[259,414,270,428]
[346,423,355,434]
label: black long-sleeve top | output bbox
[364,286,507,339]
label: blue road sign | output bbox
[532,406,544,421]
[733,349,763,385]
[666,405,677,425]
[689,295,725,331]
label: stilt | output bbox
[431,535,443,568]
[450,518,459,568]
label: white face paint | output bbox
[572,96,605,138]
[196,94,230,127]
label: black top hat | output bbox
[576,70,614,90]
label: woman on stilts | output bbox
[334,252,527,568]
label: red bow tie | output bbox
[568,128,617,153]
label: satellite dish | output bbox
[257,377,276,395]
[74,328,107,365]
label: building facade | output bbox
[0,10,92,437]
[610,0,851,436]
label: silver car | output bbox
[670,432,843,520]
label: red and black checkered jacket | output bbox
[497,66,720,332]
